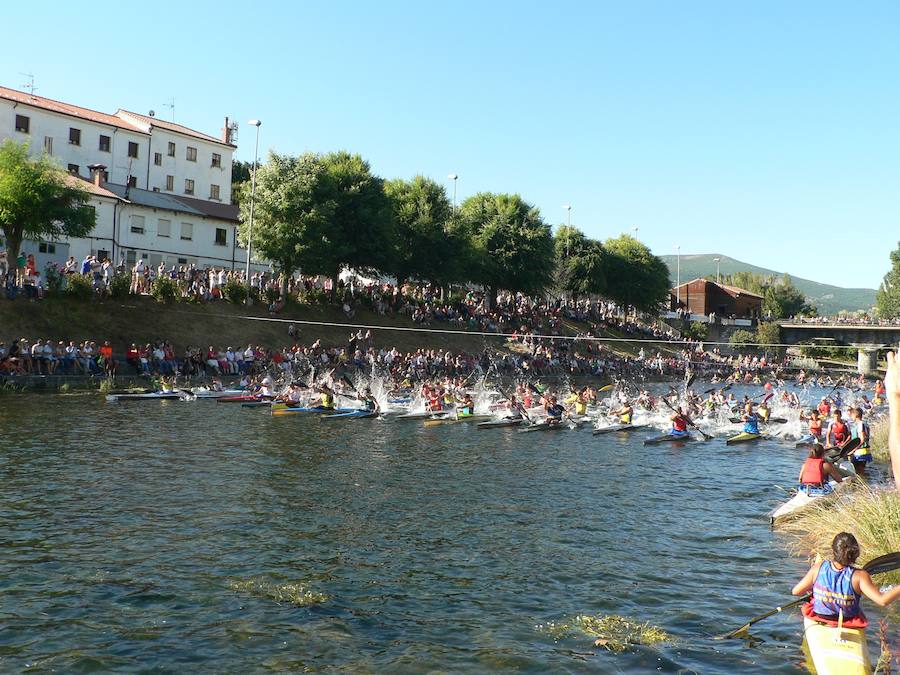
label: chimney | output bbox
[88,164,107,187]
[222,116,231,144]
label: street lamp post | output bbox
[448,173,458,210]
[562,204,572,256]
[713,257,721,285]
[675,245,681,306]
[245,119,262,293]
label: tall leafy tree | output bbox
[319,151,395,283]
[602,235,670,312]
[238,151,333,287]
[762,274,815,319]
[554,226,606,298]
[458,192,554,305]
[384,175,454,288]
[0,140,96,261]
[876,242,900,319]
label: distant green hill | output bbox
[658,254,876,314]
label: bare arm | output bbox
[823,461,845,483]
[886,352,900,488]
[792,562,821,596]
[854,569,900,607]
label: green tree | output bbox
[458,192,554,305]
[555,228,607,298]
[319,151,395,284]
[875,242,900,319]
[231,159,258,206]
[0,140,96,261]
[762,275,814,319]
[602,235,671,313]
[384,175,455,288]
[718,271,770,295]
[237,151,332,289]
[755,321,784,358]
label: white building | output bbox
[0,85,258,271]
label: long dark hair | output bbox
[831,532,860,567]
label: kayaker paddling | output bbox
[792,532,900,625]
[824,409,850,447]
[847,407,872,476]
[741,402,760,436]
[669,407,692,438]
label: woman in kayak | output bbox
[825,409,850,447]
[792,532,900,625]
[798,444,845,492]
[456,392,474,417]
[741,403,760,435]
[800,409,823,442]
[545,395,565,425]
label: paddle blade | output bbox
[598,384,614,393]
[863,551,900,576]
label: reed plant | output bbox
[869,417,890,463]
[780,484,900,586]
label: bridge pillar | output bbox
[851,344,881,376]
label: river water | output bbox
[0,389,889,673]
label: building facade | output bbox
[670,278,763,319]
[0,85,258,271]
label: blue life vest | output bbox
[547,404,563,419]
[669,428,688,437]
[812,562,861,619]
[743,414,759,435]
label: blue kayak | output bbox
[322,410,377,419]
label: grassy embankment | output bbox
[0,296,657,361]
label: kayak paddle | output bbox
[717,551,900,639]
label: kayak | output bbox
[392,411,444,420]
[477,418,525,429]
[105,391,184,402]
[218,395,270,403]
[728,416,788,424]
[643,432,693,446]
[271,404,358,416]
[519,421,568,433]
[593,423,648,435]
[770,474,854,526]
[241,401,271,408]
[322,410,377,419]
[801,615,871,674]
[191,388,246,399]
[423,414,492,427]
[726,432,764,445]
[795,435,822,448]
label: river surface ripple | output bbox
[0,392,889,673]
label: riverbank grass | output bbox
[869,418,890,463]
[779,485,900,586]
[541,614,672,652]
[228,578,328,607]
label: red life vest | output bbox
[673,416,688,432]
[800,458,825,485]
[831,421,849,443]
[808,419,822,435]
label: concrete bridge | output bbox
[779,322,900,375]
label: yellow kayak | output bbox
[801,616,871,675]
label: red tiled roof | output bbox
[0,86,146,133]
[116,110,235,148]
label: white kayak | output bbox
[769,465,854,526]
[593,423,649,436]
[105,391,185,402]
[190,388,246,399]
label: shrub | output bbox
[728,329,756,353]
[66,273,94,300]
[264,286,279,305]
[222,277,248,304]
[755,321,784,358]
[107,273,132,299]
[44,262,66,294]
[685,322,708,341]
[149,276,180,303]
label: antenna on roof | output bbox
[20,72,36,95]
[163,97,175,122]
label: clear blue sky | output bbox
[3,1,898,289]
